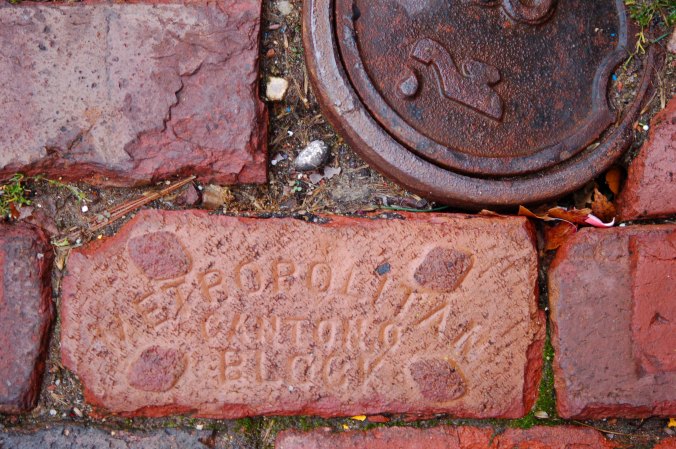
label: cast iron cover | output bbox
[303,0,654,208]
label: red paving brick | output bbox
[549,225,676,419]
[0,224,52,413]
[0,0,267,186]
[275,426,617,449]
[655,439,676,449]
[60,210,544,418]
[617,98,676,220]
[0,426,246,449]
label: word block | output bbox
[61,210,544,418]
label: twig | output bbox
[60,176,196,244]
[572,420,633,436]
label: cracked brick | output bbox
[0,0,267,186]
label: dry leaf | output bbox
[547,207,593,225]
[668,418,676,428]
[605,166,623,195]
[350,415,367,421]
[591,188,616,223]
[367,415,391,423]
[545,222,577,251]
[519,205,615,229]
[518,206,556,221]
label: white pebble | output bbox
[277,0,293,15]
[294,140,330,171]
[266,77,289,102]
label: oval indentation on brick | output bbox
[128,231,191,280]
[413,247,473,291]
[127,346,187,392]
[409,358,466,402]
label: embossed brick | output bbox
[0,426,246,449]
[0,224,52,413]
[275,426,617,449]
[617,98,676,220]
[549,225,676,419]
[61,210,544,418]
[0,0,266,186]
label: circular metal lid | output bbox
[303,0,655,208]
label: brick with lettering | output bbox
[61,210,544,418]
[0,0,266,186]
[0,224,52,413]
[549,225,676,419]
[276,426,617,449]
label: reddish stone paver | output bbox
[549,225,676,419]
[655,439,676,449]
[61,210,544,418]
[0,224,52,413]
[0,0,267,186]
[276,426,617,449]
[0,426,246,449]
[616,98,676,220]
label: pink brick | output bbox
[0,0,267,186]
[549,225,676,418]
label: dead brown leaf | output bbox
[547,207,593,225]
[591,187,616,223]
[605,166,623,195]
[518,206,556,221]
[545,221,577,251]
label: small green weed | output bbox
[33,175,88,203]
[625,0,676,56]
[509,332,558,429]
[0,174,31,219]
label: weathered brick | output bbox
[276,426,617,449]
[616,98,676,220]
[549,225,676,419]
[655,439,676,449]
[0,0,267,186]
[0,224,52,413]
[61,210,544,418]
[0,426,246,449]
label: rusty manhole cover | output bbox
[303,0,655,208]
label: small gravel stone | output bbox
[294,140,330,171]
[201,185,232,211]
[277,1,293,16]
[266,77,289,101]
